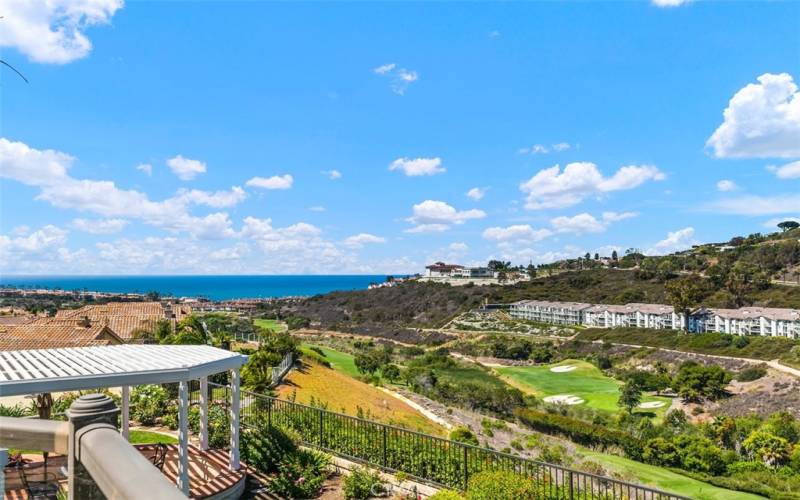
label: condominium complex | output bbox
[509,300,798,338]
[509,300,592,325]
[690,306,800,338]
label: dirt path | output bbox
[377,387,453,430]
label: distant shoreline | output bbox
[0,274,406,302]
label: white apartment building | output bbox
[509,300,592,325]
[690,306,800,339]
[582,304,632,328]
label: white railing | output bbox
[271,352,294,386]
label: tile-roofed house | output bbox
[52,301,191,341]
[0,322,124,351]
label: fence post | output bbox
[382,426,388,467]
[568,470,574,499]
[267,398,272,428]
[318,408,324,448]
[462,445,469,490]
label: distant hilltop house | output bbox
[425,262,497,279]
[509,299,799,338]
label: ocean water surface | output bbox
[0,275,391,301]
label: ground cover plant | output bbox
[254,318,285,333]
[576,327,800,363]
[496,359,670,415]
[276,357,443,434]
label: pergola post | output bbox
[121,386,130,440]
[229,367,240,471]
[199,376,209,451]
[177,380,190,496]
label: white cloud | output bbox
[245,174,294,190]
[322,169,342,180]
[0,224,67,254]
[308,206,326,212]
[343,233,387,248]
[482,225,553,242]
[0,0,123,64]
[705,194,800,216]
[647,227,697,255]
[136,163,153,176]
[0,137,71,186]
[404,224,450,234]
[1,138,238,239]
[449,242,469,252]
[550,211,637,235]
[520,162,665,210]
[389,157,445,177]
[167,155,206,180]
[374,63,419,95]
[771,160,800,179]
[488,30,501,39]
[173,186,247,208]
[706,73,800,159]
[716,179,738,192]
[651,0,692,7]
[552,142,571,152]
[519,143,570,155]
[71,218,128,234]
[373,63,396,75]
[466,187,486,201]
[406,200,486,233]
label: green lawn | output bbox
[301,344,361,378]
[254,318,285,333]
[496,359,671,414]
[128,429,178,445]
[580,449,763,500]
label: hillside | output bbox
[279,267,800,334]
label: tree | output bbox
[594,253,600,260]
[487,260,511,271]
[618,381,642,414]
[778,220,800,232]
[674,362,731,402]
[743,429,791,467]
[584,252,591,261]
[526,263,536,279]
[241,350,278,394]
[382,364,400,383]
[665,276,706,332]
[611,250,618,261]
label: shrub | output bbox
[343,466,386,500]
[736,364,767,382]
[429,490,464,500]
[449,427,479,446]
[269,449,330,499]
[466,470,542,500]
[0,403,34,417]
[130,385,169,425]
[241,424,298,474]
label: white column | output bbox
[121,386,130,440]
[199,376,209,451]
[229,367,241,471]
[177,380,190,495]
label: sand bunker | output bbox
[638,401,666,409]
[543,394,584,405]
[550,365,577,373]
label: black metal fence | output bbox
[205,382,688,500]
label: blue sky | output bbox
[1,0,799,275]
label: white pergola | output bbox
[0,344,247,496]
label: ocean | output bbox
[0,275,392,301]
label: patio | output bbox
[4,445,246,499]
[0,344,247,498]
